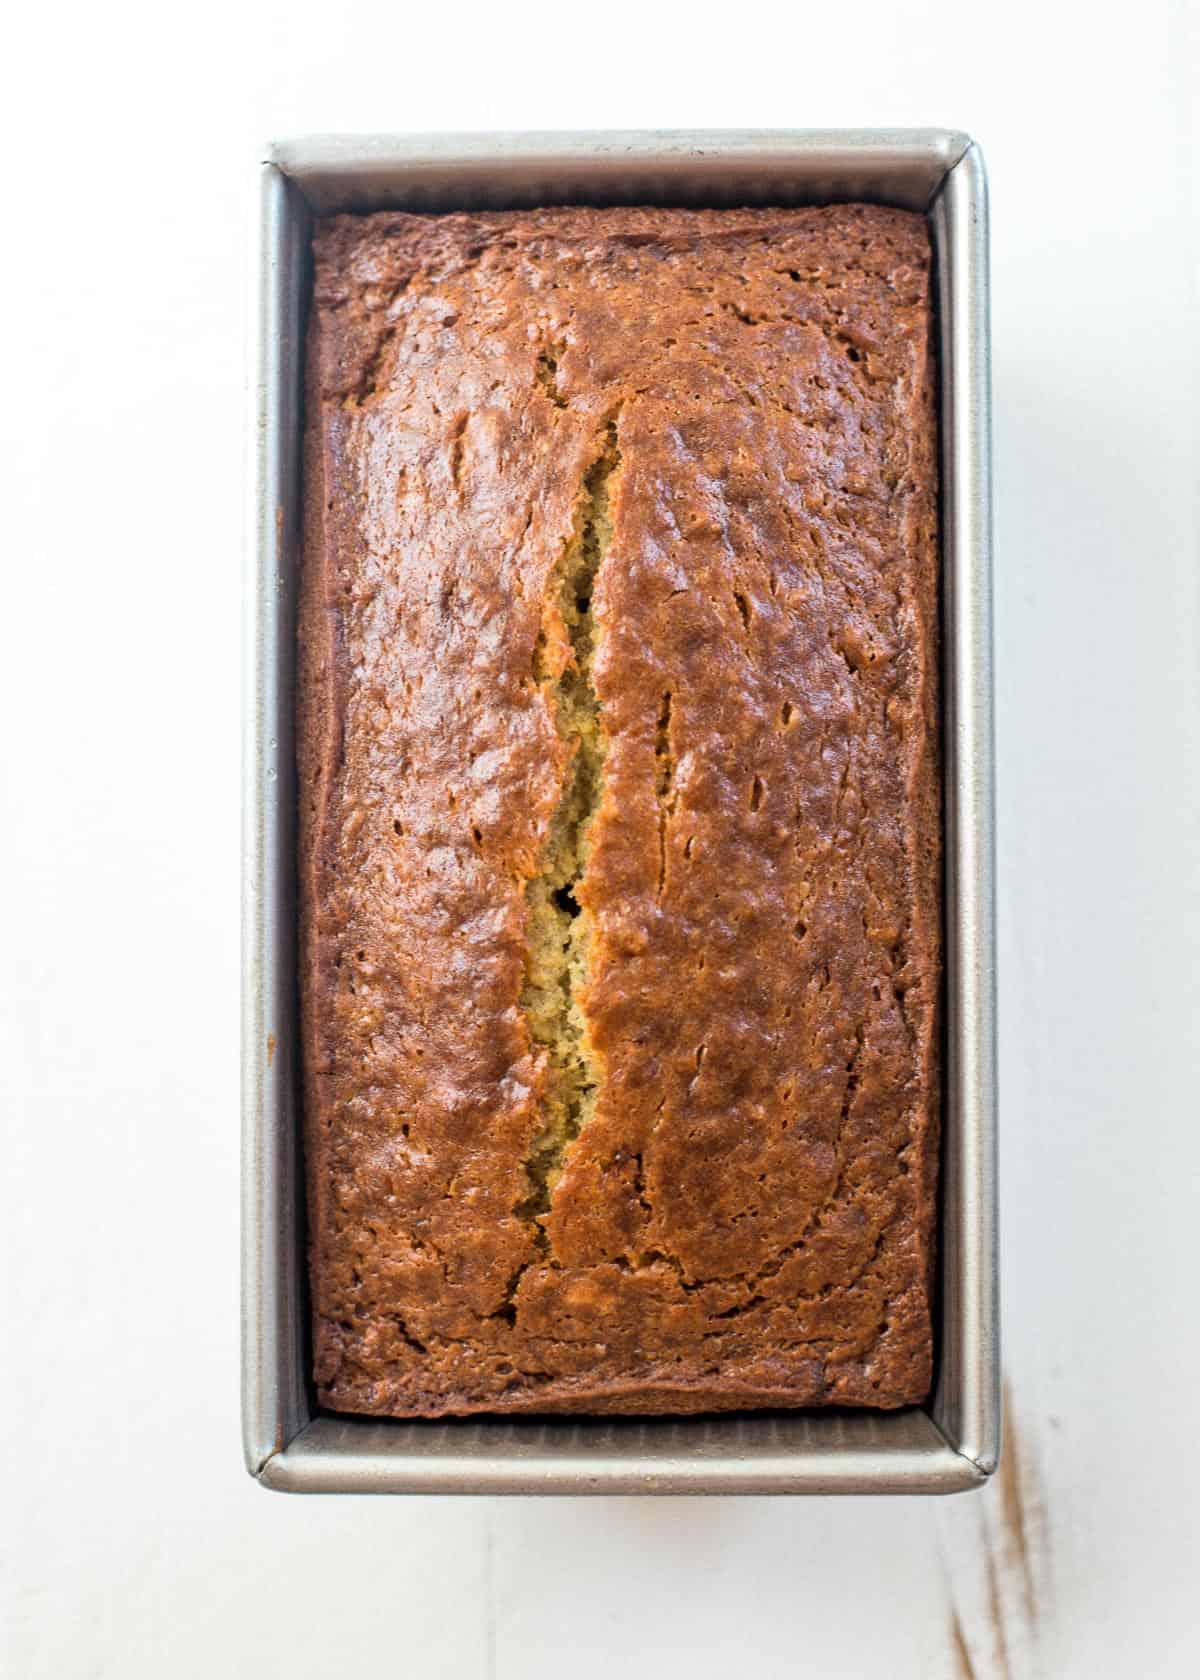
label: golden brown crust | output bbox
[299,204,939,1417]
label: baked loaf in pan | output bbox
[300,204,940,1417]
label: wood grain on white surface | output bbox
[3,2,1198,1675]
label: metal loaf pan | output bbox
[244,130,997,1494]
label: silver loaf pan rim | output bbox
[243,128,997,1495]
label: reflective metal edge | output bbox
[243,131,996,1494]
[243,163,310,1474]
[260,1412,983,1497]
[264,129,971,213]
[928,146,1000,1475]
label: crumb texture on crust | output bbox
[298,204,940,1418]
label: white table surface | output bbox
[5,3,1199,1674]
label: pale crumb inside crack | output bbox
[535,345,568,409]
[517,426,620,1241]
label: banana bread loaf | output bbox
[299,203,940,1417]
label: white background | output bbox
[4,2,1198,1675]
